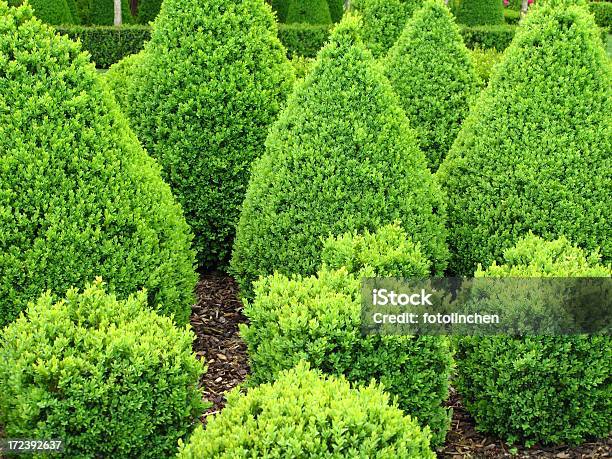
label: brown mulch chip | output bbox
[190,272,250,420]
[191,274,611,458]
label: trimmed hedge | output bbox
[56,24,150,68]
[286,0,332,23]
[456,235,612,446]
[241,224,453,445]
[589,1,612,32]
[0,281,206,458]
[385,0,478,170]
[124,0,294,269]
[504,8,520,24]
[178,363,436,458]
[456,0,505,26]
[437,2,611,274]
[278,22,331,56]
[52,22,525,69]
[350,0,424,57]
[459,24,515,49]
[0,2,197,327]
[231,17,449,296]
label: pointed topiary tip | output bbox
[328,13,363,46]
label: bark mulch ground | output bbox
[192,273,611,458]
[191,272,250,421]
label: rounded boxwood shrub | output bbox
[384,0,478,170]
[287,0,332,23]
[436,2,611,275]
[125,0,294,269]
[351,0,424,57]
[231,17,449,295]
[177,363,436,458]
[241,224,453,445]
[455,0,504,26]
[0,280,207,458]
[456,234,612,446]
[0,2,197,327]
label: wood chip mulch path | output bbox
[190,272,250,421]
[191,274,612,458]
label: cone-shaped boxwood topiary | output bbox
[436,2,611,275]
[0,280,207,458]
[0,2,197,327]
[328,0,344,22]
[241,224,453,445]
[455,0,504,26]
[456,234,612,446]
[125,0,294,269]
[350,0,424,57]
[231,17,449,296]
[136,0,162,24]
[90,0,133,25]
[29,0,74,24]
[384,0,478,170]
[286,0,332,23]
[177,363,436,458]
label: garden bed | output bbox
[192,273,612,458]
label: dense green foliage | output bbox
[124,0,294,269]
[286,0,332,23]
[0,281,206,458]
[278,22,331,56]
[385,0,478,170]
[89,0,133,25]
[459,23,516,48]
[0,2,197,327]
[468,46,503,85]
[56,25,150,68]
[241,224,452,445]
[437,2,611,275]
[328,0,344,21]
[320,223,432,276]
[456,235,612,446]
[231,18,449,295]
[351,0,424,57]
[29,0,74,24]
[504,8,520,24]
[105,50,147,108]
[178,363,436,458]
[290,55,316,78]
[136,0,162,24]
[455,0,504,26]
[589,1,611,32]
[272,0,290,21]
[51,22,517,70]
[65,0,79,24]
